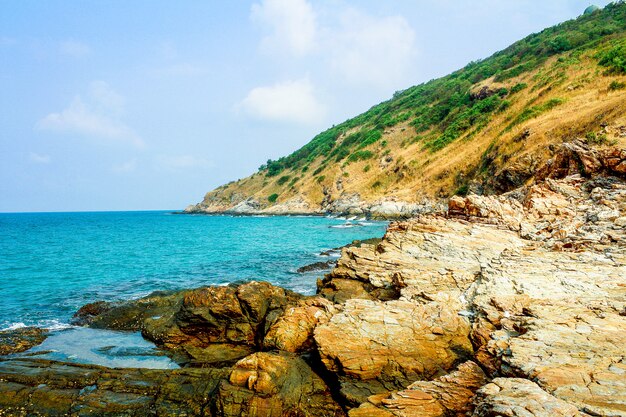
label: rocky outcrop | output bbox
[318,166,626,415]
[215,352,343,417]
[0,358,229,416]
[349,361,488,417]
[0,327,48,355]
[1,282,346,416]
[314,298,473,405]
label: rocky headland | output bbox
[1,141,625,416]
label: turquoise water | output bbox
[0,211,387,330]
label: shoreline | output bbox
[0,141,625,416]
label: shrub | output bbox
[316,175,326,183]
[510,83,528,94]
[596,40,626,74]
[347,150,374,163]
[276,175,290,186]
[505,98,565,131]
[609,80,626,90]
[586,132,609,145]
[455,184,469,196]
[267,193,279,203]
[363,164,371,173]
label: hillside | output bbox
[186,2,626,217]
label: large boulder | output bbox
[314,298,473,405]
[215,352,345,417]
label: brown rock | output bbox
[350,361,488,417]
[263,297,336,352]
[314,298,473,405]
[215,352,345,417]
[0,327,48,355]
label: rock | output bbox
[319,172,626,415]
[141,281,303,364]
[73,289,185,330]
[215,352,345,417]
[228,197,261,214]
[314,298,473,405]
[0,358,229,416]
[0,327,48,355]
[471,378,581,417]
[297,260,336,273]
[349,361,488,417]
[263,297,336,353]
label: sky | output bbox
[0,0,613,212]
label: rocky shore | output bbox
[1,141,625,416]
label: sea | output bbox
[0,211,387,368]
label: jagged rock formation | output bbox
[1,142,625,416]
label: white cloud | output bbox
[36,81,143,148]
[251,0,317,56]
[157,155,213,171]
[29,153,51,164]
[239,78,325,124]
[328,10,417,88]
[112,158,137,173]
[60,40,91,57]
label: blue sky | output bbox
[0,0,612,212]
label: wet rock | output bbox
[0,358,229,416]
[215,352,345,417]
[297,260,336,273]
[0,327,48,356]
[141,281,303,365]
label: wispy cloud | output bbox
[36,81,143,148]
[327,9,417,88]
[29,152,51,164]
[59,40,91,57]
[239,78,325,124]
[249,2,418,89]
[251,0,317,56]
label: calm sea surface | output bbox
[0,211,387,330]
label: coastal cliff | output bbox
[1,140,625,416]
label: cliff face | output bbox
[1,141,625,416]
[186,3,626,217]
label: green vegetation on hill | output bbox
[259,2,626,178]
